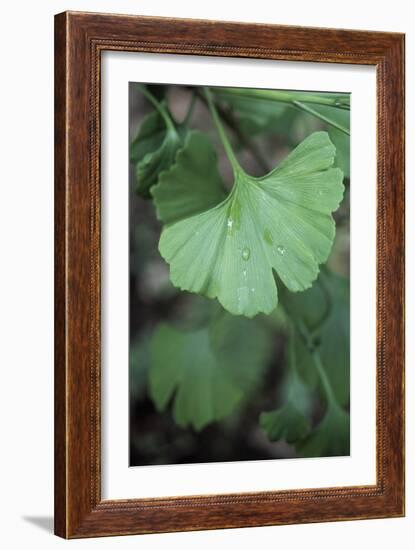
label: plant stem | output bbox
[310,349,338,409]
[217,106,271,173]
[196,88,270,173]
[213,87,350,135]
[136,84,176,133]
[214,87,350,109]
[204,87,241,174]
[287,318,298,375]
[295,318,338,409]
[308,272,333,339]
[293,101,350,135]
[182,90,197,127]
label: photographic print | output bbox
[55,12,404,537]
[129,83,350,467]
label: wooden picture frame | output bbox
[54,11,405,538]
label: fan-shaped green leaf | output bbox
[260,371,311,444]
[159,131,344,317]
[130,108,182,197]
[149,313,271,430]
[130,109,164,164]
[151,132,226,224]
[296,403,350,457]
[260,403,310,444]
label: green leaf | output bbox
[130,109,164,164]
[260,317,312,445]
[130,108,182,197]
[151,132,226,225]
[209,312,272,394]
[159,131,344,317]
[260,403,310,444]
[281,270,350,406]
[260,371,311,444]
[296,403,350,457]
[149,312,271,430]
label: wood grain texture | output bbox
[54,11,405,539]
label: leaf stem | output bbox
[293,101,350,135]
[136,84,177,133]
[204,87,241,174]
[287,318,298,375]
[294,318,338,409]
[213,87,350,135]
[182,90,197,127]
[214,87,350,110]
[307,275,333,340]
[310,348,338,409]
[196,88,270,173]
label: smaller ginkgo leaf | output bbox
[159,131,344,317]
[260,343,312,445]
[131,108,182,197]
[149,312,271,430]
[130,109,164,164]
[151,132,227,224]
[295,403,350,458]
[260,403,310,444]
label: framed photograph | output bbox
[54,11,405,538]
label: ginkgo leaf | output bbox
[151,132,226,224]
[295,403,350,457]
[260,403,310,444]
[159,131,344,317]
[149,312,271,430]
[260,371,311,444]
[130,109,164,164]
[130,108,182,197]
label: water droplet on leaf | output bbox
[276,245,285,256]
[237,286,249,306]
[241,247,250,261]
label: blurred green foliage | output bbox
[149,312,272,430]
